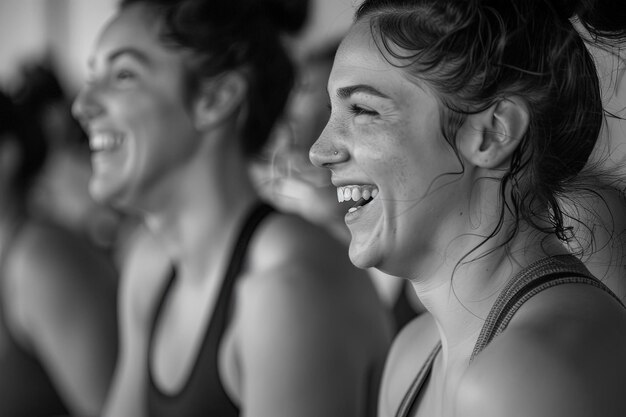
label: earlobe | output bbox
[193,72,247,131]
[461,97,529,169]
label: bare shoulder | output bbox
[457,284,626,417]
[378,313,438,417]
[230,210,393,372]
[8,219,116,286]
[245,211,381,303]
[246,210,353,273]
[221,212,393,416]
[4,219,116,328]
[238,210,391,339]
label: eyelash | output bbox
[349,104,378,117]
[114,69,137,83]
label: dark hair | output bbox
[560,0,626,43]
[355,0,624,250]
[119,0,309,156]
[0,90,47,197]
[13,59,88,149]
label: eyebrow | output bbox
[335,84,391,100]
[87,47,152,71]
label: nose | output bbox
[71,83,103,128]
[309,123,347,168]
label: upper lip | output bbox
[330,174,375,188]
[83,125,103,136]
[332,180,376,189]
[85,126,119,136]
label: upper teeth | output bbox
[337,185,379,203]
[90,133,123,151]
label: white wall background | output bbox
[0,0,358,95]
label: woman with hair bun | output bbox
[72,0,392,416]
[309,0,626,416]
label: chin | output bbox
[348,243,381,270]
[89,178,130,210]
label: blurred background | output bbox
[0,0,422,333]
[0,0,356,95]
[0,0,357,250]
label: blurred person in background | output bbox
[0,89,117,416]
[72,0,392,416]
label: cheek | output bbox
[364,127,427,190]
[128,93,190,135]
[382,154,413,192]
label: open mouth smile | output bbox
[89,132,124,152]
[336,185,379,213]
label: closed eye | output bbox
[115,69,136,82]
[349,104,378,117]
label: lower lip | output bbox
[91,147,123,166]
[90,141,123,152]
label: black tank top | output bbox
[394,254,625,417]
[147,202,274,417]
[0,218,68,417]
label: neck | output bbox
[142,144,259,282]
[411,225,568,367]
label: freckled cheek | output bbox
[386,156,412,189]
[363,131,422,191]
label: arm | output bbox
[99,269,148,417]
[5,223,118,416]
[228,213,391,417]
[101,227,171,417]
[234,265,367,417]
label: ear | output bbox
[192,72,247,131]
[458,97,529,169]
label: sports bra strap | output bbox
[395,342,442,417]
[393,254,624,417]
[470,254,624,361]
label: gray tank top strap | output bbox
[395,341,442,417]
[470,254,624,362]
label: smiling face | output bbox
[309,19,470,277]
[72,3,200,211]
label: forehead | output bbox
[333,19,390,77]
[90,4,175,67]
[330,18,433,100]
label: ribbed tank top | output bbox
[147,202,274,417]
[394,254,625,417]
